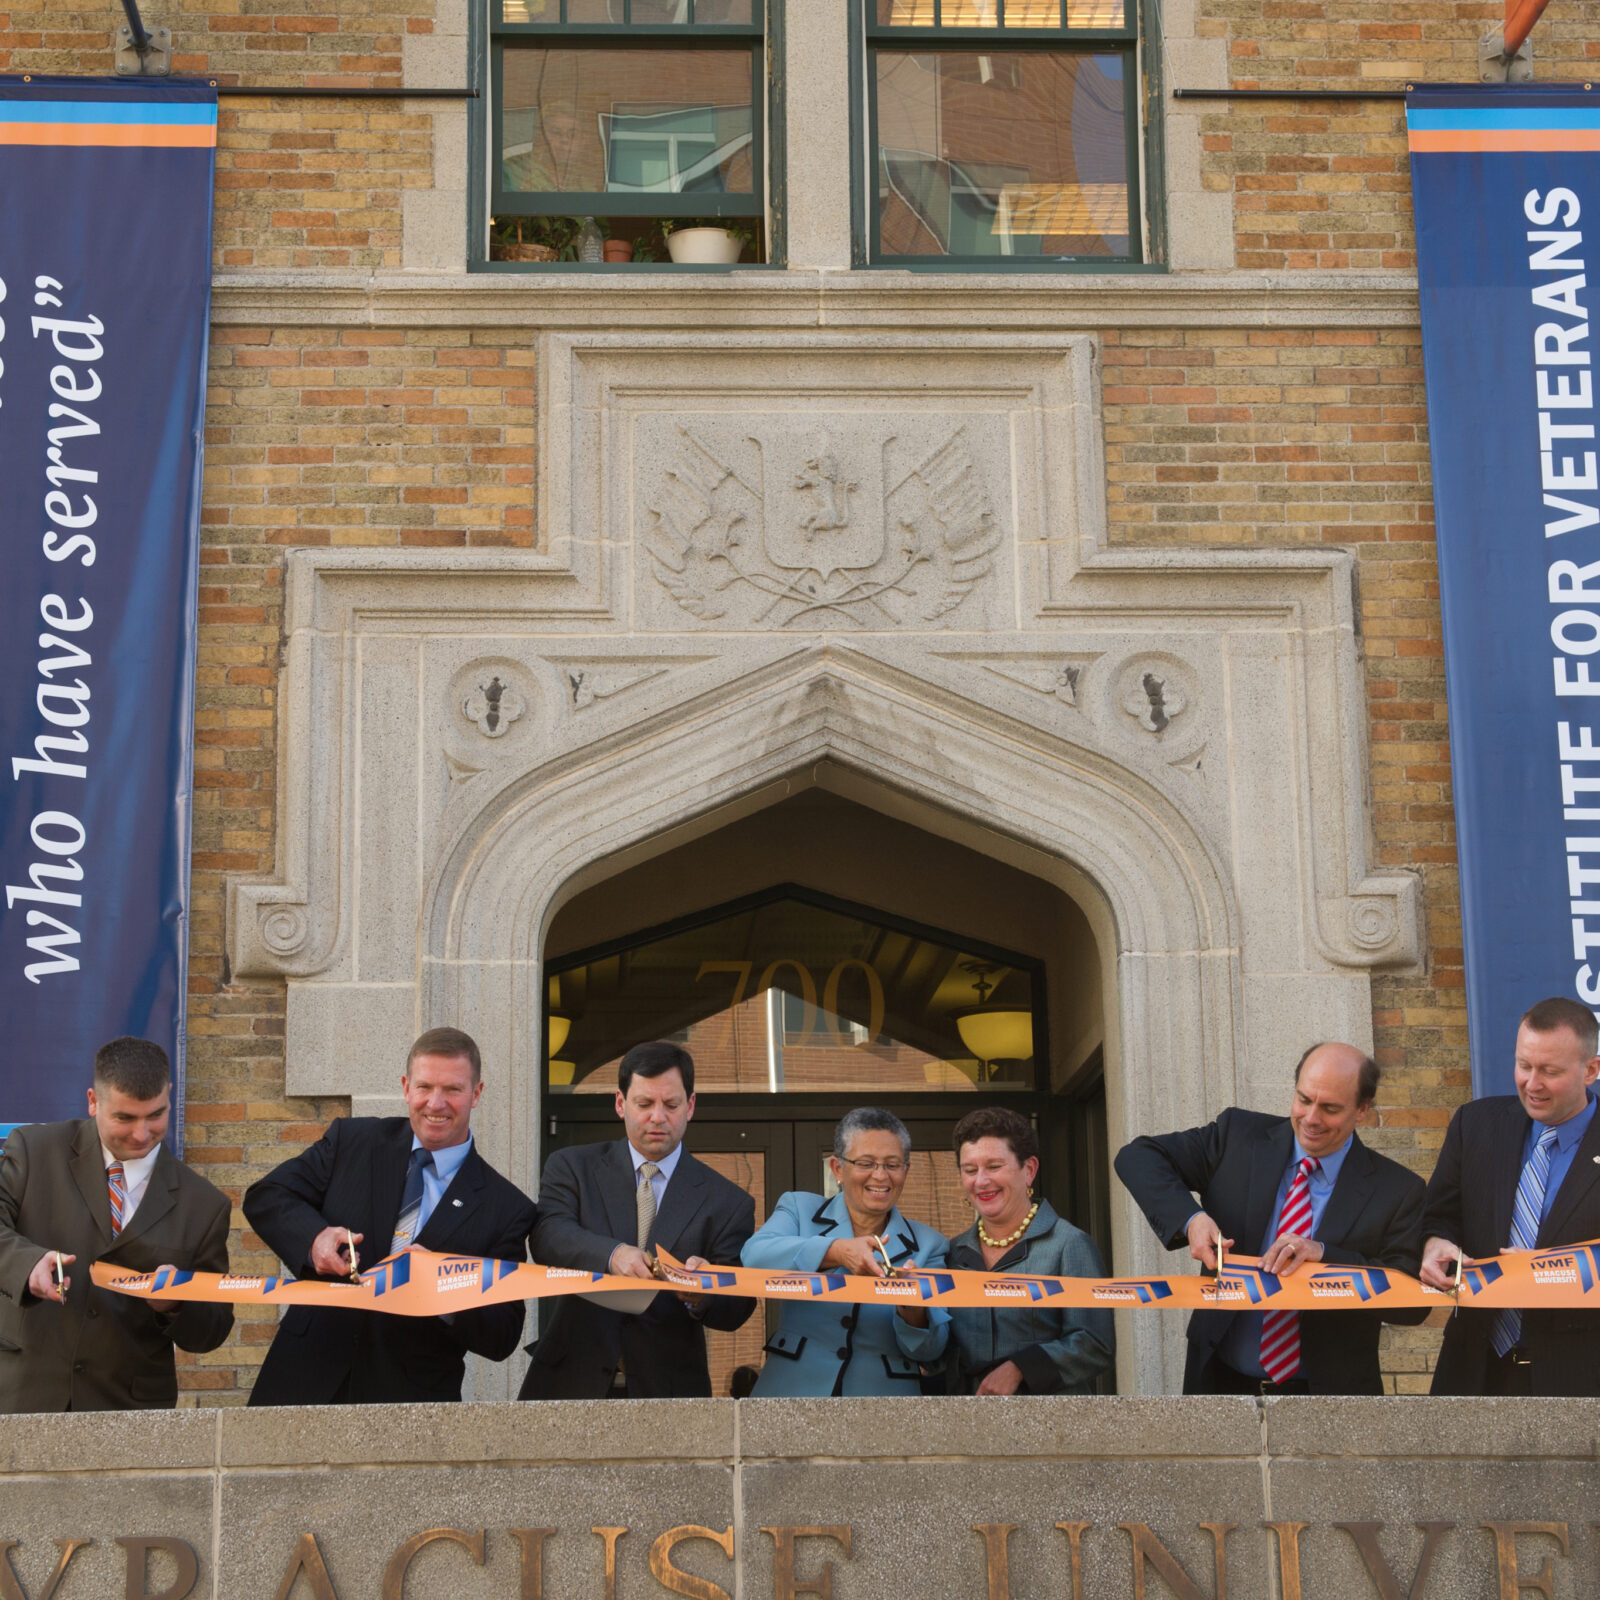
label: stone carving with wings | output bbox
[644,421,1002,630]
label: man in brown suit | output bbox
[0,1037,232,1411]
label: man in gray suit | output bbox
[0,1037,232,1411]
[520,1041,756,1399]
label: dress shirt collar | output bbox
[627,1139,682,1184]
[1292,1132,1352,1184]
[101,1141,161,1187]
[1536,1091,1596,1154]
[413,1133,473,1181]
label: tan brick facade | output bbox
[11,0,1571,1400]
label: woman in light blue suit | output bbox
[742,1107,950,1397]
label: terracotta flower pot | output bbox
[603,239,633,263]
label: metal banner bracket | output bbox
[1479,25,1534,84]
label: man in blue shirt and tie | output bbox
[245,1027,535,1405]
[1421,995,1600,1396]
[1116,1042,1426,1394]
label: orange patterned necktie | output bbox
[107,1160,127,1236]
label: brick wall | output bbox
[1100,323,1460,1389]
[0,6,435,270]
[1197,0,1600,269]
[180,324,536,1400]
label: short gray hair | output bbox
[833,1107,911,1162]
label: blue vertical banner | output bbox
[0,79,216,1129]
[1410,88,1600,1093]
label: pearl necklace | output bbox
[977,1202,1039,1251]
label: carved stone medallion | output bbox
[641,418,1004,630]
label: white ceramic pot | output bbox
[665,227,744,265]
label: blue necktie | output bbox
[391,1147,434,1250]
[1491,1126,1559,1357]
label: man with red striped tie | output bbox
[0,1037,232,1412]
[1115,1043,1426,1395]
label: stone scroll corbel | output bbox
[1310,875,1424,970]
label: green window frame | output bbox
[484,0,770,269]
[860,0,1146,270]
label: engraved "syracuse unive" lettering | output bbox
[0,1519,1582,1599]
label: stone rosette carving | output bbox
[643,420,1001,630]
[449,658,536,747]
[1111,654,1199,745]
[258,906,309,958]
[1346,896,1399,951]
[462,674,525,739]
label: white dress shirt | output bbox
[627,1139,682,1211]
[102,1142,161,1227]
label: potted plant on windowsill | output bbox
[659,218,756,265]
[490,215,583,263]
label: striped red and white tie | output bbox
[1259,1155,1320,1383]
[107,1160,127,1236]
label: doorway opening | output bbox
[539,784,1111,1395]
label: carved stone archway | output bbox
[228,330,1420,1396]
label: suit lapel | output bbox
[416,1146,484,1254]
[885,1205,918,1267]
[375,1122,413,1259]
[1315,1134,1373,1247]
[69,1122,114,1247]
[108,1147,179,1253]
[601,1140,640,1248]
[1245,1120,1294,1249]
[1540,1102,1600,1244]
[649,1153,707,1254]
[1490,1099,1533,1249]
[814,1193,847,1236]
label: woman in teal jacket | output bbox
[742,1107,950,1397]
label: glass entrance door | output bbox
[537,883,1109,1396]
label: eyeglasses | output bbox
[837,1156,907,1175]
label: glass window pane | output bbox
[694,0,755,19]
[877,1,937,21]
[548,895,1041,1095]
[1005,0,1064,23]
[500,47,755,193]
[565,0,628,19]
[942,0,1000,22]
[630,0,692,19]
[1066,0,1124,23]
[502,0,558,19]
[875,50,1129,258]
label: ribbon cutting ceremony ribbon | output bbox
[92,1240,1600,1318]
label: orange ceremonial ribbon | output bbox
[90,1240,1600,1318]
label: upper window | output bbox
[490,1,767,266]
[866,0,1141,266]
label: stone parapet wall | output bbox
[0,1397,1596,1598]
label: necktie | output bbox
[107,1160,127,1236]
[636,1162,661,1250]
[1492,1126,1560,1357]
[1260,1155,1320,1383]
[391,1147,435,1250]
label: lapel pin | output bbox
[452,1198,463,1207]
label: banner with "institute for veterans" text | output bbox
[0,80,216,1132]
[1409,89,1600,1093]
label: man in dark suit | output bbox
[519,1041,756,1399]
[245,1027,535,1405]
[1421,995,1600,1396]
[0,1037,232,1411]
[1115,1042,1425,1395]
